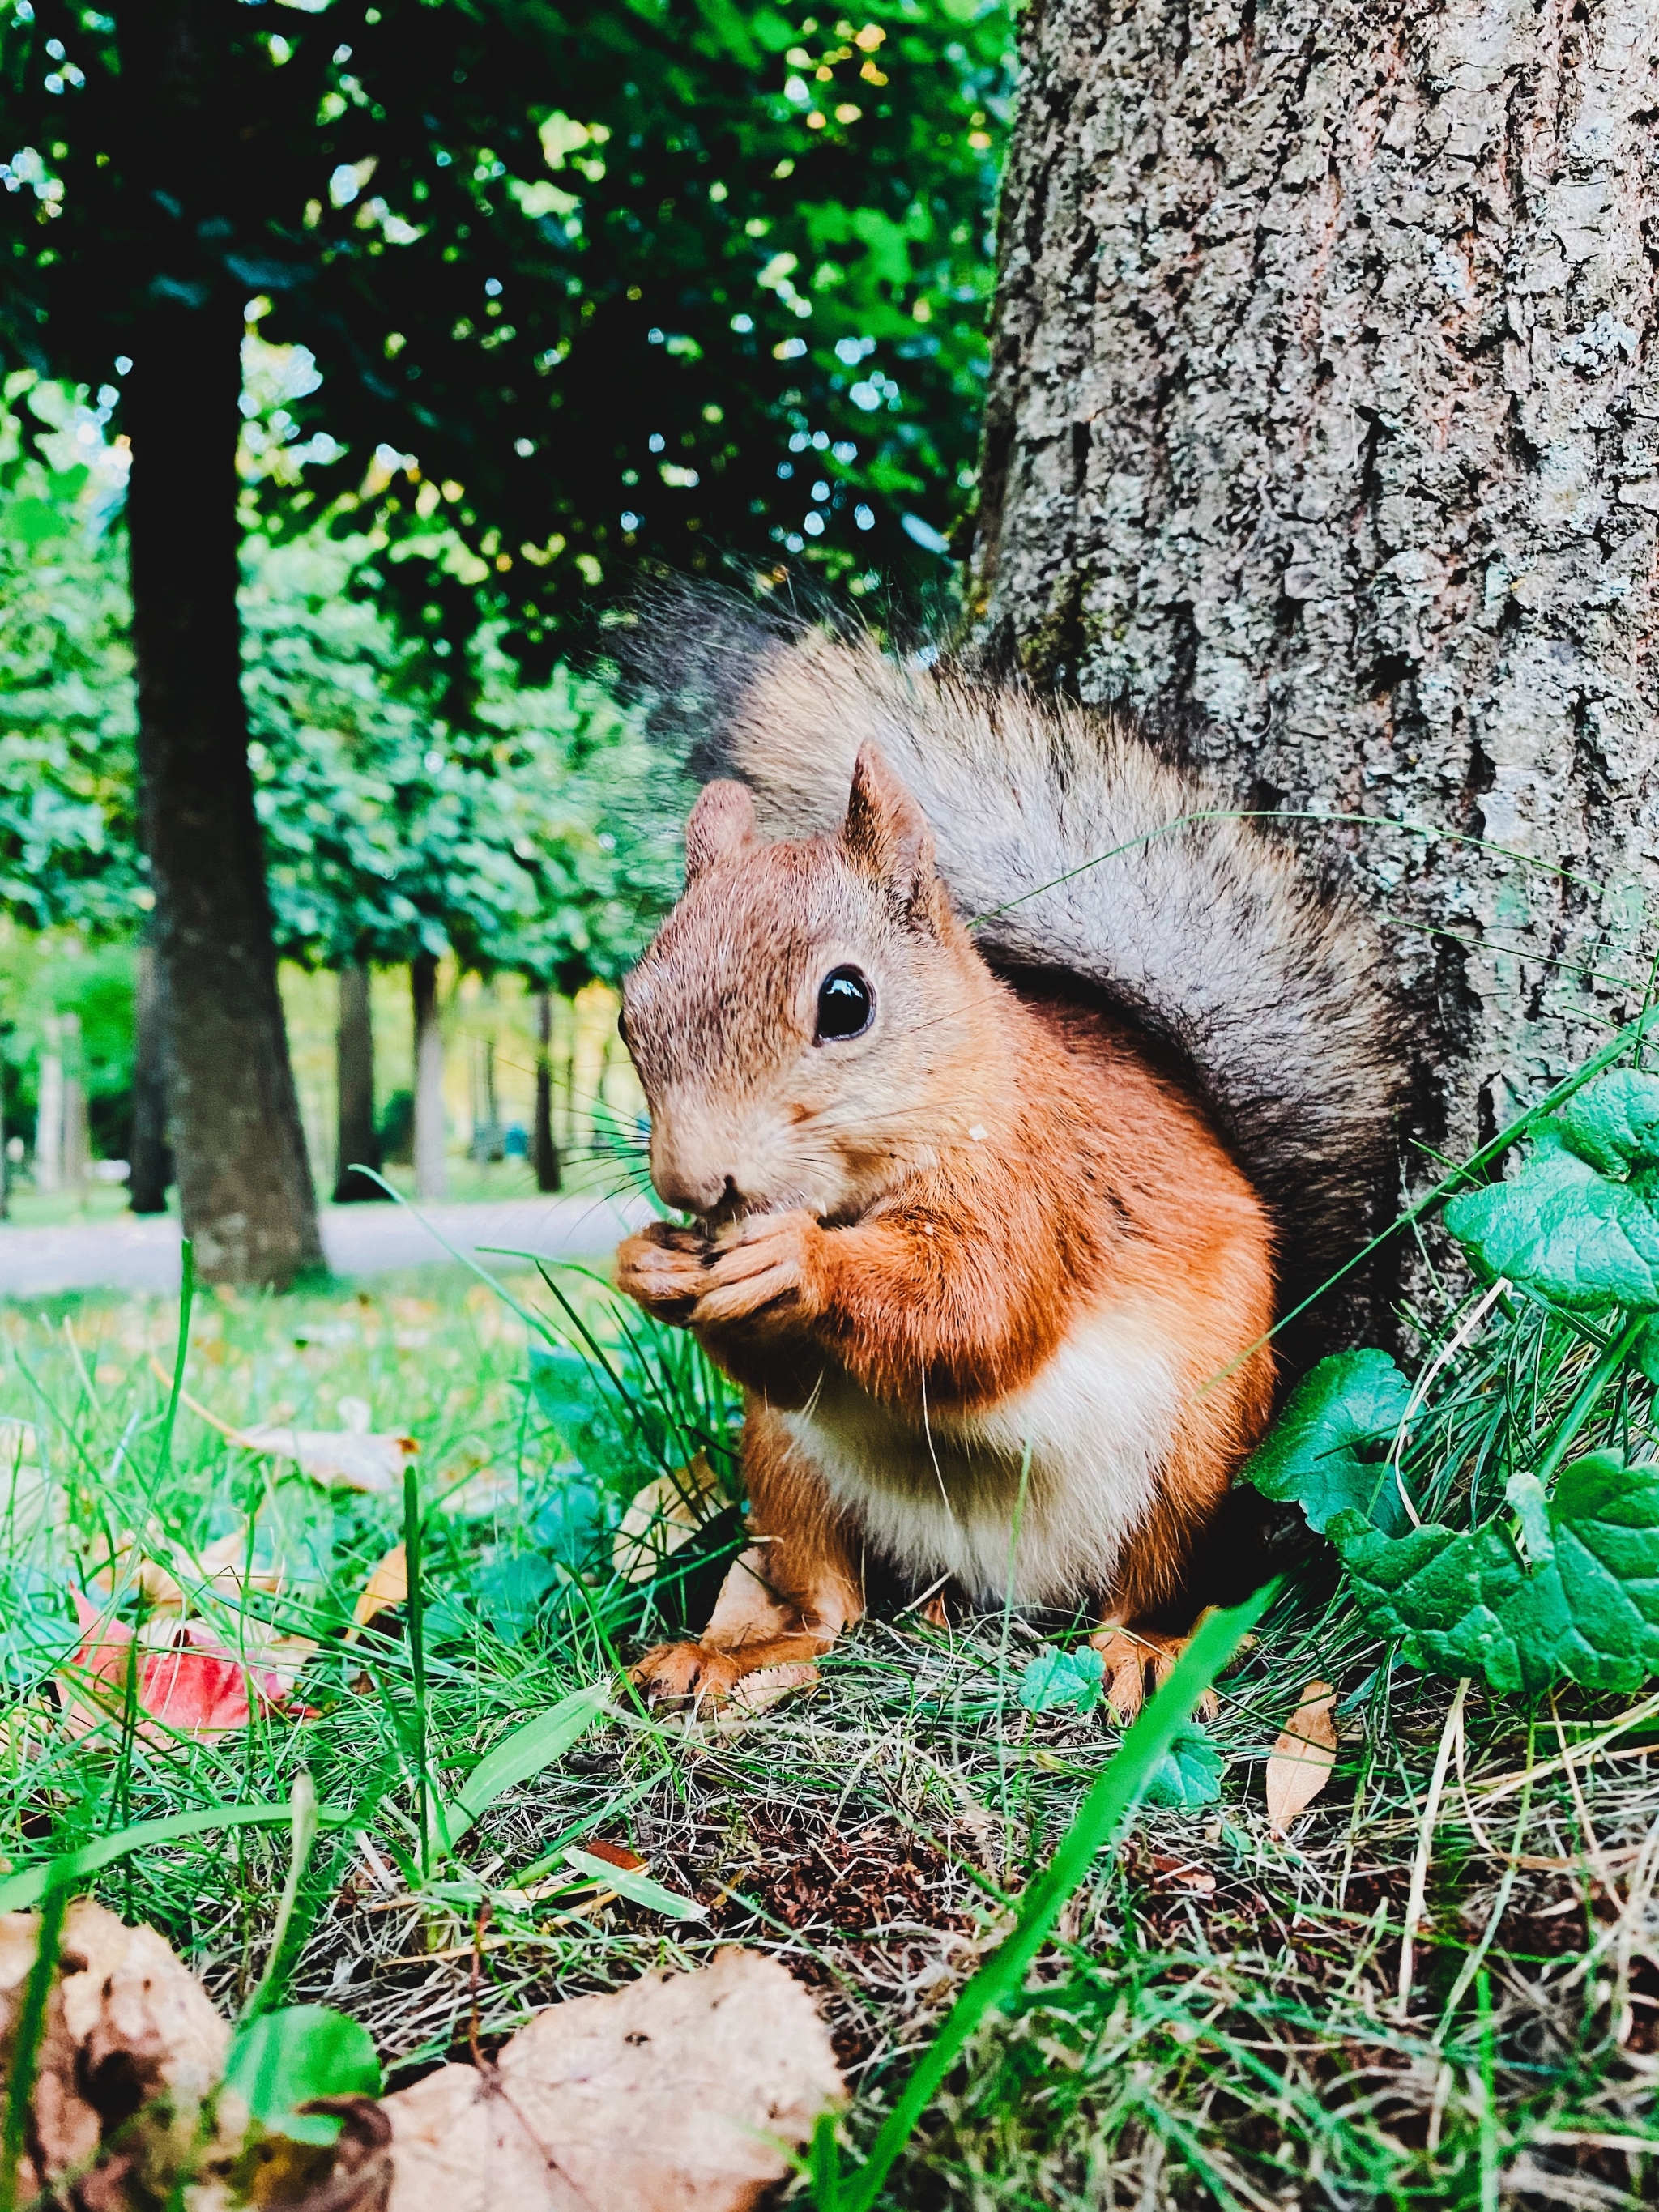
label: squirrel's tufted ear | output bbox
[842,743,945,929]
[683,779,756,884]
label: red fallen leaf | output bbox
[580,1838,648,1873]
[58,1593,296,1742]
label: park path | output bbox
[0,1192,652,1299]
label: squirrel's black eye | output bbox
[815,965,874,1042]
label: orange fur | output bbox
[619,746,1277,1709]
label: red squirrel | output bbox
[613,617,1404,1715]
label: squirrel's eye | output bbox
[815,965,874,1042]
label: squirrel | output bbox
[613,609,1405,1715]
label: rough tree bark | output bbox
[333,964,386,1203]
[128,941,173,1215]
[123,4,322,1286]
[412,954,449,1201]
[972,0,1659,1193]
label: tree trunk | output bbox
[34,1021,62,1195]
[333,964,386,1203]
[412,953,448,1201]
[128,940,173,1214]
[973,0,1659,1193]
[122,3,321,1288]
[60,1013,88,1203]
[533,988,561,1192]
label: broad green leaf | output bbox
[224,2005,382,2147]
[1142,1724,1225,1810]
[1445,1071,1659,1310]
[563,1847,707,1921]
[473,1551,557,1643]
[1332,1449,1659,1694]
[1017,1646,1104,1714]
[1242,1349,1414,1536]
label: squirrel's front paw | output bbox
[691,1209,824,1329]
[629,1639,819,1708]
[615,1221,712,1321]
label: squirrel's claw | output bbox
[691,1209,821,1328]
[615,1225,710,1320]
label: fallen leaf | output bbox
[58,1592,298,1742]
[234,1426,419,1494]
[156,1367,420,1494]
[1,1899,235,2207]
[713,1661,820,1733]
[105,1524,282,1615]
[1148,1852,1217,1897]
[380,1948,842,2212]
[612,1453,723,1582]
[579,1838,647,1873]
[1265,1679,1338,1836]
[352,1542,409,1630]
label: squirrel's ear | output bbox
[683,780,756,884]
[842,744,944,929]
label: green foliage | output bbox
[1017,1645,1104,1715]
[1444,1069,1659,1311]
[1141,1725,1225,1812]
[1247,1068,1659,1697]
[224,2005,382,2148]
[245,529,689,985]
[1,0,1010,654]
[1331,1451,1659,1695]
[0,386,140,938]
[1243,1350,1414,1539]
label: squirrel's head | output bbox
[621,743,996,1225]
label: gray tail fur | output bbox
[625,586,1409,1360]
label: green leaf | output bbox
[1017,1645,1104,1714]
[563,1847,707,1920]
[1242,1349,1414,1536]
[441,1681,610,1852]
[224,2005,382,2148]
[1332,1449,1659,1694]
[1445,1071,1659,1310]
[1141,1724,1225,1810]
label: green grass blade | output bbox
[0,1884,65,2212]
[443,1681,612,1852]
[0,1801,351,1915]
[834,1582,1277,2212]
[155,1238,194,1481]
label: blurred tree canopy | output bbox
[1,0,1009,659]
[0,379,139,934]
[0,0,1009,1279]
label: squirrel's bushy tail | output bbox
[629,590,1408,1355]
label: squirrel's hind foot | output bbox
[629,1632,826,1709]
[1091,1616,1224,1724]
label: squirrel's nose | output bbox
[651,1153,737,1216]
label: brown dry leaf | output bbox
[579,1837,647,1873]
[712,1663,821,1736]
[1,1899,236,2209]
[105,1524,282,1615]
[381,1947,842,2212]
[353,1542,410,1630]
[1265,1679,1339,1836]
[612,1452,723,1582]
[234,1425,419,1494]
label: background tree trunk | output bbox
[334,964,386,1202]
[533,988,561,1193]
[412,953,448,1201]
[128,940,173,1215]
[972,0,1659,1191]
[123,5,322,1288]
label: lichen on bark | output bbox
[972,0,1659,1167]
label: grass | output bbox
[3,1255,1659,2208]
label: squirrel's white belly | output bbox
[778,1301,1182,1608]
